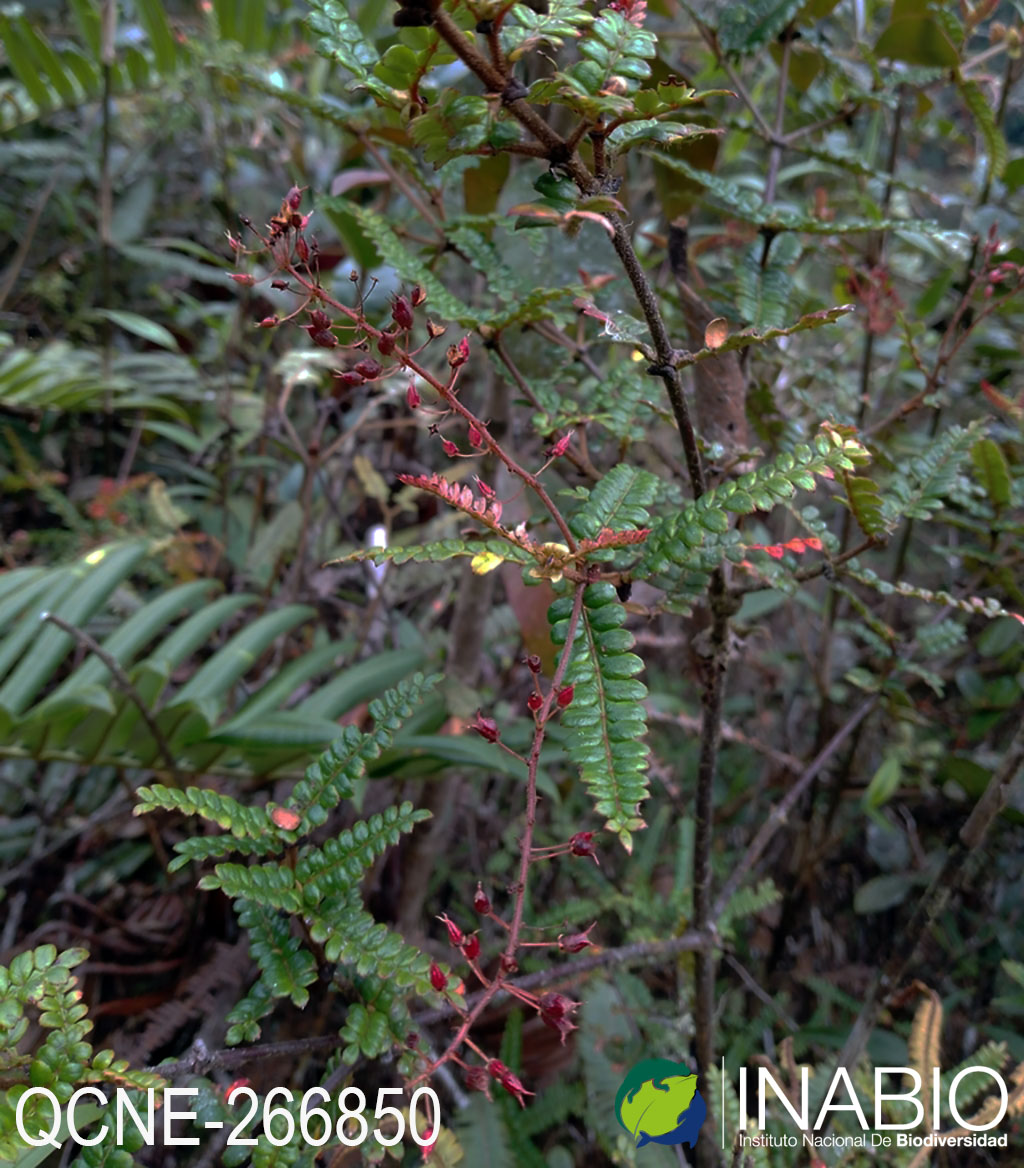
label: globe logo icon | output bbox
[614,1058,707,1149]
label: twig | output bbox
[763,31,791,204]
[835,719,1024,1075]
[711,698,877,922]
[41,613,182,789]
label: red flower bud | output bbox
[295,236,310,263]
[438,913,464,947]
[411,285,427,307]
[538,992,579,1044]
[270,279,290,291]
[549,432,571,458]
[354,357,382,380]
[308,309,332,331]
[391,295,414,331]
[257,316,279,329]
[471,712,500,743]
[462,934,480,960]
[230,273,255,286]
[487,1062,533,1107]
[407,1032,420,1048]
[473,884,491,915]
[556,684,574,708]
[558,923,596,953]
[569,831,595,857]
[307,328,338,349]
[334,370,365,389]
[468,424,483,449]
[464,1066,490,1095]
[500,954,518,974]
[286,185,303,211]
[377,331,396,356]
[442,439,458,457]
[429,962,447,992]
[527,692,543,713]
[447,337,470,368]
[526,654,542,674]
[407,382,421,409]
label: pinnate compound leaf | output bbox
[550,583,650,851]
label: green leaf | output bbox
[90,310,180,352]
[307,0,386,94]
[0,543,148,716]
[717,0,806,55]
[843,473,890,538]
[970,438,1012,508]
[134,0,178,75]
[958,76,1007,181]
[863,753,903,810]
[875,13,959,68]
[606,120,718,155]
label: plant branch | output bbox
[834,719,1024,1076]
[710,697,877,921]
[41,612,182,789]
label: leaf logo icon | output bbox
[614,1058,707,1149]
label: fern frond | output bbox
[887,423,982,522]
[134,785,271,839]
[295,802,430,904]
[308,887,435,994]
[286,673,439,829]
[550,582,649,851]
[235,899,317,1009]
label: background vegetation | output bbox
[1,0,1024,1165]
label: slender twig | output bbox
[763,32,791,204]
[711,698,877,922]
[834,720,1024,1076]
[41,613,183,788]
[421,583,587,1077]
